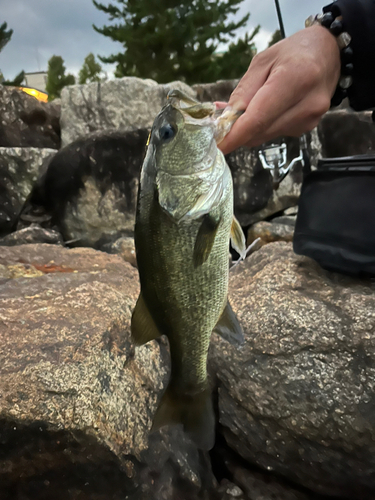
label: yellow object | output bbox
[19,86,48,102]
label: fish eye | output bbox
[159,124,176,142]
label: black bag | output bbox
[293,155,375,277]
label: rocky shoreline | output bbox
[1,78,375,499]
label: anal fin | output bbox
[213,300,244,345]
[131,293,161,345]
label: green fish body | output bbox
[132,90,245,450]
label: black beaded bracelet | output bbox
[305,5,353,107]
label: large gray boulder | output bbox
[0,244,217,500]
[0,243,346,500]
[0,147,56,235]
[0,223,63,246]
[0,85,60,149]
[60,78,196,146]
[33,129,149,247]
[246,218,295,249]
[193,79,239,102]
[318,109,375,158]
[209,242,375,499]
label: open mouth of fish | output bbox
[166,89,242,144]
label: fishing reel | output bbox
[258,135,310,188]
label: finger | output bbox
[245,94,328,147]
[219,67,308,154]
[231,90,327,151]
[214,101,227,110]
[227,53,273,112]
[242,109,313,149]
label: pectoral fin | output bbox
[131,293,161,345]
[183,176,224,221]
[230,216,246,260]
[193,214,221,267]
[213,300,244,345]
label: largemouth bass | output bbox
[131,90,246,450]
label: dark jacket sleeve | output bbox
[325,0,375,110]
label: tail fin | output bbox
[151,385,215,451]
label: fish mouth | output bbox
[167,89,216,120]
[166,89,242,143]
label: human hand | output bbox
[218,25,341,154]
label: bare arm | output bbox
[218,25,341,154]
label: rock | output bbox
[212,438,315,500]
[246,220,294,248]
[0,86,61,149]
[0,244,217,499]
[60,78,196,146]
[209,242,375,499]
[318,110,375,158]
[34,129,149,247]
[0,224,63,246]
[216,480,245,500]
[101,236,137,267]
[193,80,239,103]
[0,147,57,236]
[228,465,311,500]
[225,138,302,227]
[226,129,321,226]
[270,215,296,226]
[0,246,154,461]
[283,206,298,216]
[307,127,323,169]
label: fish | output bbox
[131,89,246,450]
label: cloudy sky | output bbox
[1,0,325,81]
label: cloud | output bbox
[1,0,325,80]
[1,0,117,78]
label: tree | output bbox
[268,29,282,47]
[2,70,25,86]
[78,53,106,84]
[45,55,76,101]
[0,22,13,52]
[215,26,259,80]
[92,0,256,84]
[0,22,26,86]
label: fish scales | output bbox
[136,180,232,388]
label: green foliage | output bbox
[79,53,106,84]
[268,29,282,47]
[2,70,25,86]
[0,23,26,86]
[0,22,13,52]
[46,55,76,101]
[93,0,257,84]
[215,26,259,80]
